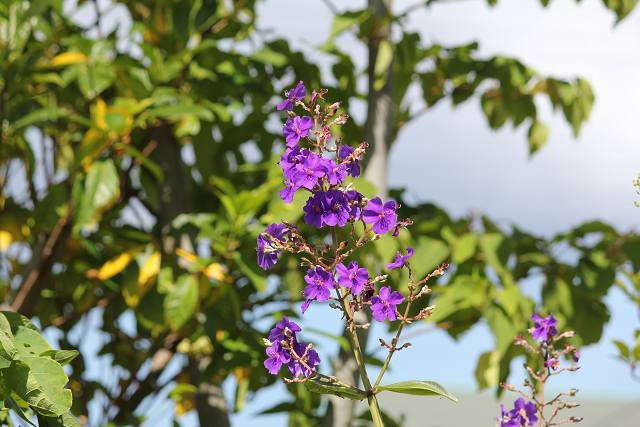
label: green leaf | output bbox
[38,350,79,367]
[452,233,477,264]
[147,104,214,121]
[603,0,639,23]
[40,413,82,427]
[4,395,36,426]
[304,376,366,400]
[74,159,120,230]
[377,380,458,403]
[4,357,72,416]
[0,312,40,334]
[12,326,53,358]
[528,120,549,155]
[475,350,500,390]
[251,48,288,67]
[613,340,630,359]
[232,252,266,292]
[373,39,393,91]
[0,373,10,401]
[164,274,199,331]
[0,330,19,369]
[9,108,69,131]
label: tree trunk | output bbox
[150,125,232,427]
[322,1,395,426]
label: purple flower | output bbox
[338,145,360,178]
[280,146,309,181]
[362,197,398,235]
[530,313,558,341]
[264,341,291,375]
[544,359,560,370]
[293,153,327,190]
[268,316,302,344]
[324,159,348,186]
[300,299,312,315]
[279,180,300,203]
[573,348,580,363]
[370,286,404,322]
[386,247,414,270]
[336,261,369,295]
[303,190,350,229]
[391,222,403,237]
[303,192,326,228]
[507,398,538,426]
[303,267,335,303]
[256,223,288,270]
[283,116,313,147]
[277,81,306,112]
[322,189,350,227]
[345,190,363,221]
[288,342,320,377]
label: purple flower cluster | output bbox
[256,223,288,270]
[530,313,558,341]
[499,398,538,427]
[264,317,320,377]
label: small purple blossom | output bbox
[385,247,414,270]
[264,342,291,375]
[370,286,405,322]
[323,189,350,227]
[303,267,335,303]
[268,316,302,344]
[530,313,558,341]
[345,190,363,221]
[288,342,320,377]
[303,192,326,229]
[573,348,580,363]
[280,146,309,181]
[338,145,360,178]
[277,81,306,112]
[544,359,560,370]
[283,116,313,147]
[303,190,350,229]
[256,223,288,270]
[336,261,369,295]
[362,197,398,235]
[293,153,327,190]
[279,180,300,203]
[324,159,349,186]
[507,398,538,426]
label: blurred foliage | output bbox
[0,0,638,426]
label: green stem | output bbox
[330,226,385,427]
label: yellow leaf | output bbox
[0,231,12,252]
[94,98,108,131]
[93,246,144,280]
[175,395,195,416]
[175,248,197,263]
[51,52,87,66]
[235,366,252,384]
[138,251,161,285]
[202,262,225,281]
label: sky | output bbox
[8,0,640,426]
